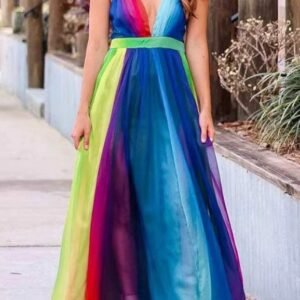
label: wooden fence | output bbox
[287,0,300,28]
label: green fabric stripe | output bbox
[52,48,127,300]
[180,52,200,111]
[110,37,185,52]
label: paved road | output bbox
[0,89,75,299]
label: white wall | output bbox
[217,152,300,300]
[0,29,27,104]
[45,53,82,139]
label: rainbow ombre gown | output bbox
[52,0,246,299]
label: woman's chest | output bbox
[109,0,186,39]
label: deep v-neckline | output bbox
[137,0,165,36]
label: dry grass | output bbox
[219,120,300,165]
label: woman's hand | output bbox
[186,0,214,144]
[71,112,91,150]
[199,110,215,143]
[69,0,109,151]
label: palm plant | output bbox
[250,58,300,153]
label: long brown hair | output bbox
[181,0,197,18]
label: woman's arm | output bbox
[185,0,215,143]
[71,0,110,150]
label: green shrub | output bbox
[250,58,300,153]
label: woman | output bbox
[52,0,246,299]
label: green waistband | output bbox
[110,37,185,52]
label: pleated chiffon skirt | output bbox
[52,37,245,300]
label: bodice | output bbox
[109,0,187,41]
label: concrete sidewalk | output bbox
[0,89,75,299]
